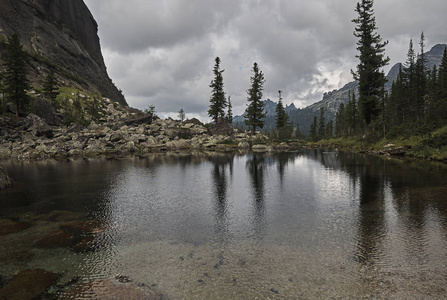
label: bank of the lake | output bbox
[306,125,447,163]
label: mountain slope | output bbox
[0,0,126,105]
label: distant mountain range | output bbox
[234,44,447,133]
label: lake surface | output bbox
[1,150,447,299]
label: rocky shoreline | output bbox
[0,99,289,162]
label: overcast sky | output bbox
[84,0,447,121]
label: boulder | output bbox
[25,114,54,138]
[238,141,250,149]
[166,139,190,149]
[0,166,14,189]
[185,118,203,126]
[208,119,233,136]
[33,98,61,126]
[124,114,153,126]
[0,145,12,159]
[67,124,83,133]
[252,144,268,151]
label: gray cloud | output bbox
[85,0,447,121]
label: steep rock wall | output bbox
[0,0,127,106]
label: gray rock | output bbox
[26,114,54,138]
[252,144,268,151]
[166,140,190,149]
[238,141,250,149]
[33,99,61,126]
[0,166,14,189]
[124,114,152,126]
[109,133,123,143]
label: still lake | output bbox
[1,150,447,299]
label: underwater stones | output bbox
[59,219,106,235]
[0,219,29,235]
[41,210,88,222]
[0,166,14,189]
[0,250,33,263]
[36,219,106,252]
[35,230,78,249]
[62,278,162,300]
[0,269,59,300]
[71,235,97,253]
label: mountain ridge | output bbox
[234,43,447,133]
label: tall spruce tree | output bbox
[438,47,447,125]
[227,96,233,124]
[275,90,288,128]
[318,107,325,139]
[310,116,318,142]
[208,57,226,124]
[3,33,30,116]
[42,69,60,103]
[415,32,428,123]
[352,0,389,127]
[244,62,266,134]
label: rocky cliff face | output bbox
[0,0,127,106]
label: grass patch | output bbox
[310,125,447,162]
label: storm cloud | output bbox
[85,0,447,121]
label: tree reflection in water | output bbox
[209,153,235,244]
[246,153,267,241]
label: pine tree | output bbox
[335,102,345,137]
[42,69,60,103]
[275,90,288,128]
[244,62,266,134]
[3,33,31,116]
[349,91,359,135]
[178,108,185,122]
[310,116,318,141]
[437,47,447,126]
[414,32,428,123]
[387,67,406,127]
[208,57,226,124]
[326,120,334,138]
[294,123,303,140]
[352,0,390,127]
[318,107,325,139]
[227,96,233,124]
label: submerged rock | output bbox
[0,269,59,300]
[35,230,79,249]
[0,166,14,189]
[61,278,162,300]
[0,219,29,235]
[60,219,106,235]
[36,219,106,252]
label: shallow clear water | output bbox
[1,150,447,299]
